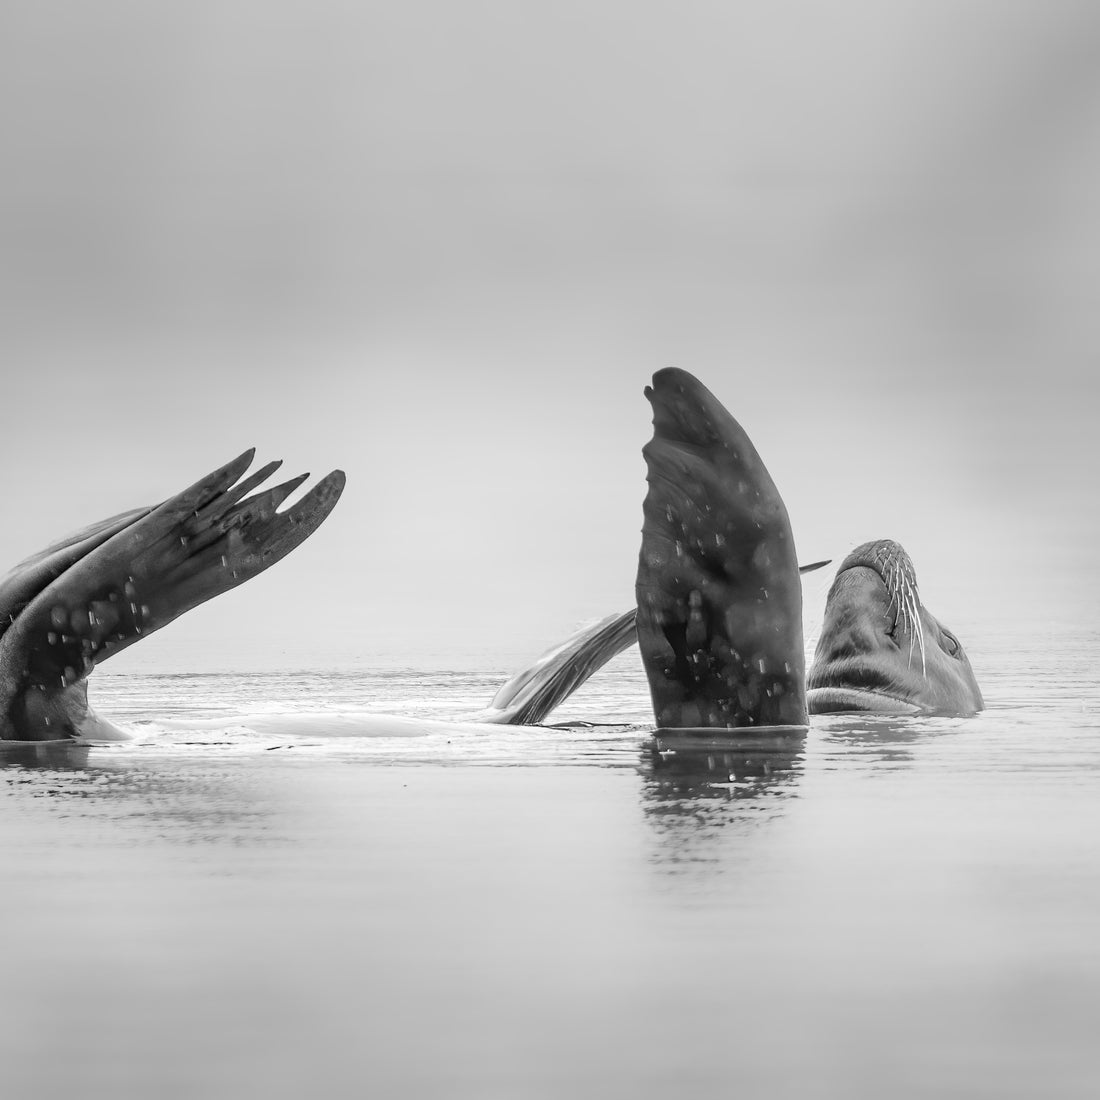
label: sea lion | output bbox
[493,535,981,725]
[806,539,983,715]
[0,451,345,741]
[488,371,981,726]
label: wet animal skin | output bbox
[635,368,808,730]
[0,452,344,741]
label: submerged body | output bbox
[503,373,983,727]
[500,532,983,727]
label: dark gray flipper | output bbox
[478,609,639,725]
[0,451,345,740]
[636,368,807,729]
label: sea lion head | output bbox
[807,539,983,715]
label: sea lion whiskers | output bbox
[901,556,926,677]
[909,577,926,676]
[884,555,907,640]
[880,545,926,677]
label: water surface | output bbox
[2,629,1098,1099]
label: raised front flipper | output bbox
[636,369,807,730]
[0,451,345,740]
[477,609,639,725]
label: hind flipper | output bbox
[478,610,638,725]
[0,452,345,740]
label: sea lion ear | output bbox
[0,452,345,740]
[635,369,807,730]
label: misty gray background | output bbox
[1,1,1096,672]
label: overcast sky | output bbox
[1,1,1096,672]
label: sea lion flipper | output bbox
[0,453,266,635]
[636,368,807,729]
[0,454,345,740]
[479,609,638,725]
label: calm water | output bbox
[2,623,1098,1099]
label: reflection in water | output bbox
[0,740,92,770]
[640,736,805,871]
[0,752,276,847]
[0,679,1096,1099]
[814,714,974,769]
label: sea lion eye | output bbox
[941,629,960,657]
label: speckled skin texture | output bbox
[0,452,344,740]
[635,369,806,729]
